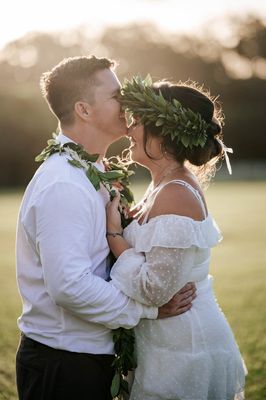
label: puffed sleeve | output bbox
[110,215,221,307]
[110,246,195,307]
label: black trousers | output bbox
[16,334,115,400]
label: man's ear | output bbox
[74,102,91,121]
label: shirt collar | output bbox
[56,132,76,145]
[56,132,105,172]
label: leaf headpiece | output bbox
[119,75,210,149]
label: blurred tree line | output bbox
[0,16,265,186]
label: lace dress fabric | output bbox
[110,181,246,400]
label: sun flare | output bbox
[1,0,265,50]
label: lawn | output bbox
[0,181,265,399]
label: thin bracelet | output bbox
[106,231,123,238]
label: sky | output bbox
[1,0,266,50]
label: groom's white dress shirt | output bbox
[16,133,157,354]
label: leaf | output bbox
[110,372,121,398]
[155,118,164,127]
[173,98,182,109]
[63,142,78,151]
[120,378,129,393]
[86,168,101,190]
[144,74,152,86]
[82,153,99,163]
[35,153,46,162]
[68,159,83,168]
[133,92,145,102]
[121,186,134,204]
[181,135,190,147]
[47,139,58,146]
[100,170,125,181]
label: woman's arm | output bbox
[110,246,195,307]
[107,185,198,307]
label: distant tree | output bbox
[235,17,266,59]
[0,18,265,186]
[101,22,266,160]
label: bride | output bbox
[106,77,246,400]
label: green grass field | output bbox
[0,182,265,400]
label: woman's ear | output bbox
[74,101,91,121]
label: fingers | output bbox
[178,282,196,294]
[157,285,196,319]
[106,191,121,210]
[157,300,193,319]
[178,293,196,307]
[106,190,123,232]
[172,287,196,303]
[174,303,193,316]
[174,286,197,306]
[183,288,196,300]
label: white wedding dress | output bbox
[110,180,246,400]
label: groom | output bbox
[16,55,196,400]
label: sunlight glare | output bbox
[1,0,266,50]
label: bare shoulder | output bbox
[148,182,207,221]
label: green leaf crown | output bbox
[119,75,210,149]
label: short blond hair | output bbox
[40,55,115,125]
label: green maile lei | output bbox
[119,75,210,149]
[36,133,136,399]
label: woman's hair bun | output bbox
[207,119,222,137]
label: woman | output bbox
[106,77,246,399]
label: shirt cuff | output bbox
[140,305,158,320]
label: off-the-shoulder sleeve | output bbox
[110,246,195,307]
[110,215,221,307]
[132,215,222,252]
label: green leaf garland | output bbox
[35,134,134,212]
[111,327,137,398]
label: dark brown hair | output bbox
[143,81,224,169]
[40,55,115,125]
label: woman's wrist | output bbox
[106,232,130,258]
[106,231,123,238]
[107,224,123,233]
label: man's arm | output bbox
[34,182,157,329]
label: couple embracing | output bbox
[16,55,246,400]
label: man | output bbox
[16,55,196,400]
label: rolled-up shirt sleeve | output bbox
[32,182,157,329]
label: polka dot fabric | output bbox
[110,215,246,399]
